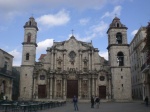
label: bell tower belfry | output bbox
[20,17,38,100]
[107,17,132,101]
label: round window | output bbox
[99,76,105,81]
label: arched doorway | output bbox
[99,86,106,99]
[67,80,78,98]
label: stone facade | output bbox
[20,17,132,101]
[0,49,14,100]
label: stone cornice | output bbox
[107,44,129,49]
[22,42,37,47]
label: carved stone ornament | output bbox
[69,51,76,59]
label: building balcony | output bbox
[0,68,12,76]
[141,60,150,73]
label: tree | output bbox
[145,22,150,64]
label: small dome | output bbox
[109,16,126,28]
[24,16,38,31]
[70,35,75,39]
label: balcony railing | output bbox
[141,58,150,73]
[0,68,12,76]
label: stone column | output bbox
[92,50,94,70]
[63,52,66,70]
[95,78,98,96]
[108,78,111,99]
[88,77,91,99]
[92,75,95,96]
[50,76,53,99]
[33,75,36,99]
[55,51,57,70]
[51,51,54,70]
[79,77,82,99]
[63,77,66,99]
[88,51,91,70]
[54,77,57,98]
[48,78,50,98]
[79,52,82,70]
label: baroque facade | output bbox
[20,16,132,101]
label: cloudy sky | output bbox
[0,0,149,66]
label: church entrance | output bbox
[99,86,106,99]
[38,85,47,98]
[67,80,78,98]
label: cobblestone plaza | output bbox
[40,101,149,112]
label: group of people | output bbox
[91,96,100,108]
[72,95,100,111]
[73,95,149,111]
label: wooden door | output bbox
[38,85,47,98]
[67,80,78,98]
[99,86,106,99]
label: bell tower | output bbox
[20,17,38,100]
[107,17,132,101]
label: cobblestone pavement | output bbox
[41,101,150,112]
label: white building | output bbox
[129,27,150,100]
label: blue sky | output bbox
[0,0,149,66]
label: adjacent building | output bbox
[129,27,146,100]
[0,49,14,100]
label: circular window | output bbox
[99,76,105,81]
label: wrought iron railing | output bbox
[0,68,12,75]
[141,58,150,72]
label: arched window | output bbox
[117,52,124,66]
[116,32,122,44]
[29,21,31,26]
[27,36,31,42]
[26,53,29,60]
[27,33,31,42]
[117,23,120,27]
[1,80,5,94]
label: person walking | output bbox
[95,96,100,109]
[144,96,149,107]
[73,95,79,111]
[91,96,94,108]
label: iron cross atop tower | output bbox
[71,29,74,36]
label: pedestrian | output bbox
[73,95,79,111]
[144,96,149,107]
[95,96,100,109]
[91,96,94,108]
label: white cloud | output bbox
[79,18,90,25]
[7,39,53,66]
[37,39,53,54]
[99,51,108,60]
[73,34,93,42]
[131,30,138,36]
[9,49,22,66]
[101,5,122,19]
[36,9,70,28]
[90,21,108,37]
[0,0,126,21]
[68,21,108,42]
[0,0,116,12]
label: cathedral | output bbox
[20,16,132,101]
